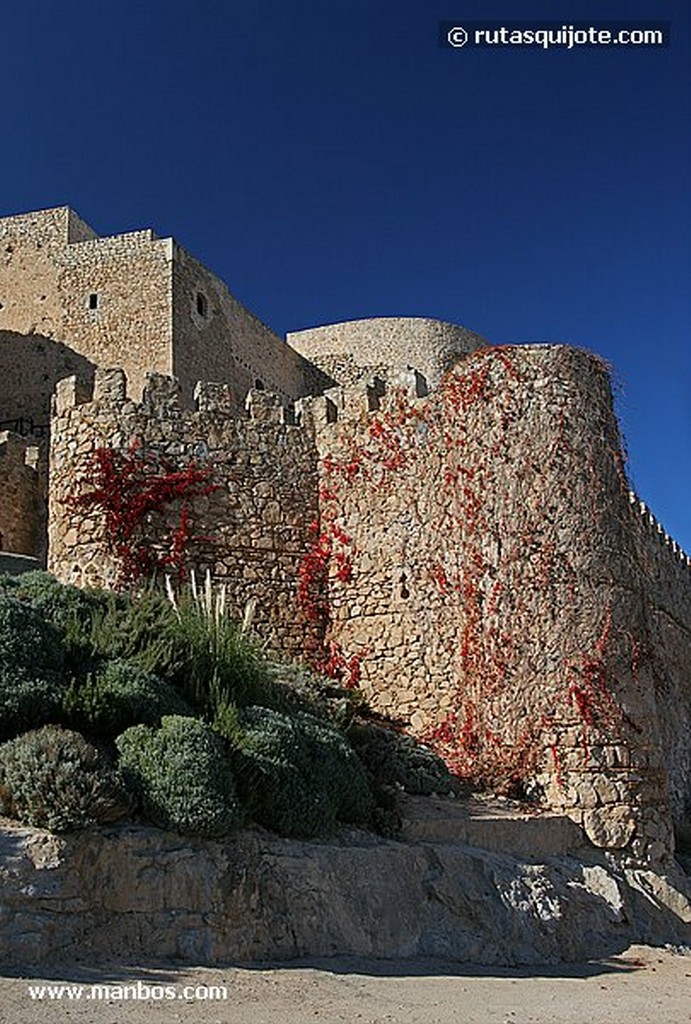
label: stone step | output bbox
[400,795,587,858]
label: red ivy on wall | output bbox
[297,346,637,794]
[70,440,218,587]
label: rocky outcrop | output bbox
[1,802,689,968]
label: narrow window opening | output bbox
[88,293,98,310]
[196,292,208,317]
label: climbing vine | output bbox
[297,345,642,794]
[70,440,218,587]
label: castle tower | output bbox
[0,206,331,427]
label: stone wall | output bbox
[171,244,334,410]
[0,206,335,418]
[0,208,174,402]
[0,330,95,430]
[0,432,40,556]
[44,345,691,862]
[48,370,322,658]
[0,208,72,340]
[58,230,174,400]
[304,345,691,860]
[630,502,691,828]
[287,317,487,388]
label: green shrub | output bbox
[0,572,112,673]
[0,597,68,740]
[217,704,375,838]
[0,595,65,677]
[0,667,65,741]
[62,660,193,738]
[116,715,242,838]
[165,597,274,715]
[262,658,365,725]
[2,571,103,627]
[347,722,458,796]
[0,725,130,831]
[86,588,181,677]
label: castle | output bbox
[1,206,690,866]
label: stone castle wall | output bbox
[303,345,691,858]
[45,347,691,861]
[0,432,41,556]
[631,504,691,826]
[0,330,95,430]
[0,207,334,421]
[170,243,334,411]
[288,317,487,388]
[0,208,173,406]
[48,370,322,658]
[2,206,689,864]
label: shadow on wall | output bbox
[0,331,95,430]
[0,553,41,574]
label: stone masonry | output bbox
[1,207,690,866]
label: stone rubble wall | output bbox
[305,345,691,860]
[629,497,691,828]
[48,370,322,658]
[171,244,335,411]
[45,345,691,862]
[0,432,41,557]
[57,233,175,400]
[0,206,335,420]
[0,207,174,403]
[0,329,95,429]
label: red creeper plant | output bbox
[70,440,219,587]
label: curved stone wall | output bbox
[287,317,487,387]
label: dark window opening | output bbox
[254,379,265,390]
[196,292,208,317]
[88,293,98,310]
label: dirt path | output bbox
[0,945,689,1024]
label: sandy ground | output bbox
[0,945,689,1024]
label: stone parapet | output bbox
[48,370,321,657]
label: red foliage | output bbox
[70,440,218,586]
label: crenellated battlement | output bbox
[628,489,691,569]
[52,366,316,435]
[1,205,690,864]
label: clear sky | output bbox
[2,0,689,549]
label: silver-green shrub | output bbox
[0,597,67,740]
[62,660,193,738]
[116,715,242,838]
[0,725,130,831]
[217,704,376,838]
[347,722,458,795]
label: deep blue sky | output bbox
[2,0,689,548]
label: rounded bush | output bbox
[222,705,375,838]
[0,667,66,741]
[0,725,130,832]
[0,595,65,677]
[0,597,68,741]
[348,723,458,796]
[4,571,106,626]
[62,660,193,738]
[116,715,242,838]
